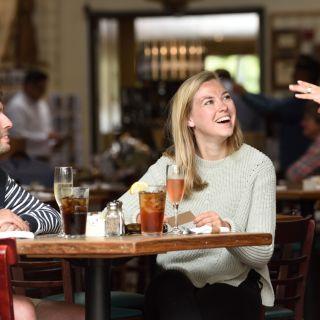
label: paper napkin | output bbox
[0,231,35,239]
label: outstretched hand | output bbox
[289,80,320,107]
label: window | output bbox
[205,54,260,93]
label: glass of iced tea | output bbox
[61,187,89,238]
[139,185,166,236]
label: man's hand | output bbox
[0,209,29,231]
[193,211,230,233]
[0,222,22,232]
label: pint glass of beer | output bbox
[139,185,166,236]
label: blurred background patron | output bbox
[5,70,61,162]
[286,102,320,182]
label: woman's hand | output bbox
[193,211,231,232]
[289,80,320,106]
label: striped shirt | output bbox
[4,175,61,235]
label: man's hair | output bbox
[24,69,48,85]
[214,69,232,81]
[295,55,320,83]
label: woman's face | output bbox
[188,79,236,144]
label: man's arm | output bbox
[241,93,289,114]
[233,84,284,115]
[4,175,61,234]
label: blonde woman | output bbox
[289,80,320,106]
[120,71,276,320]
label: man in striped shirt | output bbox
[0,101,60,234]
[0,101,84,319]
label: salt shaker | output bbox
[105,201,121,236]
[115,200,125,235]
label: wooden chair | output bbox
[0,239,142,320]
[0,238,18,320]
[10,257,74,302]
[265,216,315,320]
[5,240,142,320]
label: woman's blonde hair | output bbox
[164,71,243,196]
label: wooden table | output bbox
[277,189,320,201]
[277,188,320,215]
[276,214,304,222]
[17,232,272,320]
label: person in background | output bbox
[289,80,320,106]
[0,137,53,188]
[119,71,276,320]
[234,54,320,176]
[0,100,84,319]
[5,69,61,162]
[101,127,154,186]
[0,103,59,234]
[214,68,265,133]
[286,102,320,182]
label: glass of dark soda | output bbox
[61,187,89,237]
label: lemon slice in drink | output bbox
[129,181,148,194]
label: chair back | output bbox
[10,258,74,303]
[269,216,315,320]
[0,238,18,320]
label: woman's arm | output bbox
[225,159,276,269]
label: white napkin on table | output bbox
[188,225,230,234]
[0,231,35,239]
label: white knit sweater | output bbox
[119,144,276,306]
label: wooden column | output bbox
[118,17,135,87]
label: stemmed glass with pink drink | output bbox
[166,164,185,234]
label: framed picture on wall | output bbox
[272,58,296,89]
[272,30,300,57]
[272,30,300,89]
